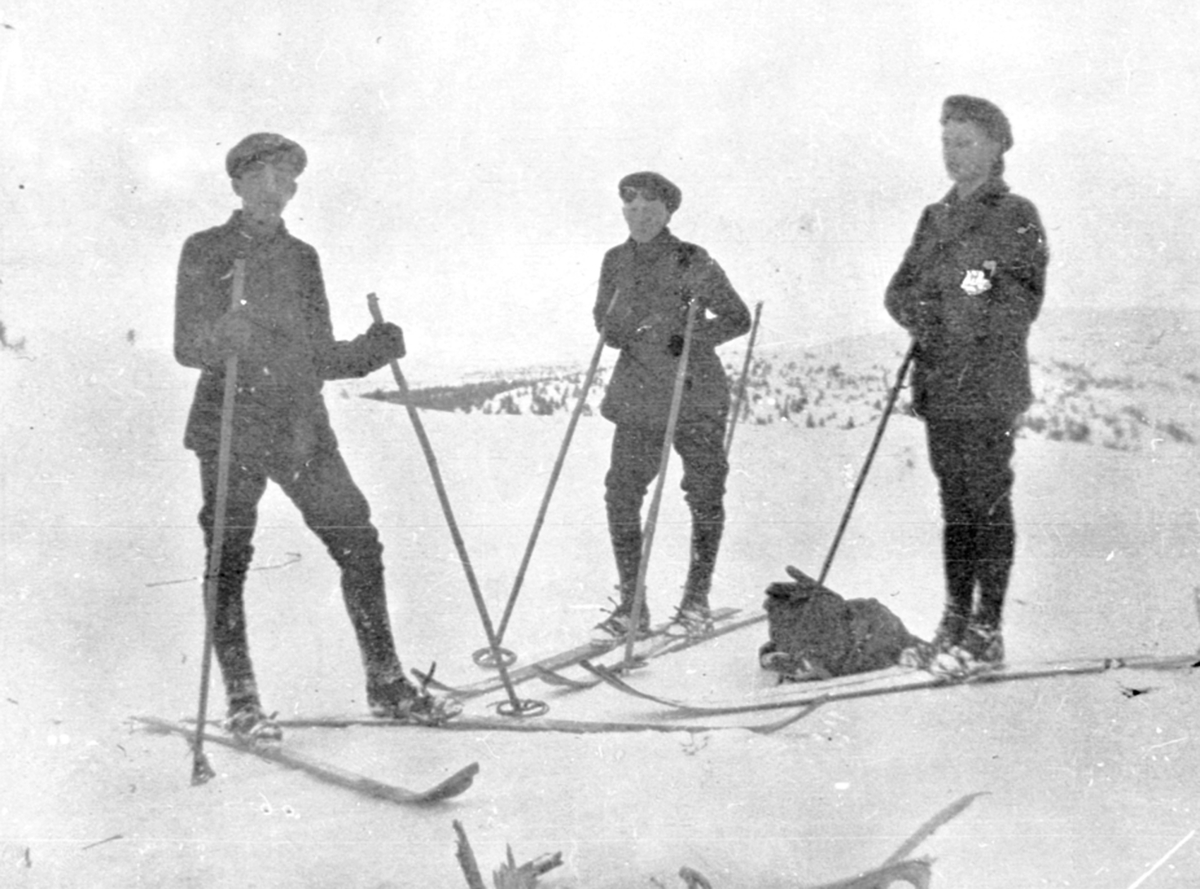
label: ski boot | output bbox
[368,671,462,725]
[900,609,966,673]
[592,593,652,643]
[224,702,283,748]
[667,597,714,639]
[950,621,1005,672]
[921,622,1004,679]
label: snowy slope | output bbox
[2,308,1199,887]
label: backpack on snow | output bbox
[758,565,927,682]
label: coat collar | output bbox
[225,209,291,242]
[940,176,1010,209]
[624,226,679,260]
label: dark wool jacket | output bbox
[175,211,395,465]
[594,229,751,427]
[885,177,1048,422]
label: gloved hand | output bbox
[366,320,406,361]
[209,310,256,360]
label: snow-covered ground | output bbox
[3,307,1200,887]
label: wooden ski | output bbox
[426,606,742,700]
[265,709,815,736]
[133,715,479,804]
[530,608,769,690]
[580,650,1200,718]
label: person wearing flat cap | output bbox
[174,132,458,745]
[592,171,752,640]
[885,96,1049,672]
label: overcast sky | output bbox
[2,1,1197,375]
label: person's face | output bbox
[232,161,299,228]
[622,190,671,243]
[941,120,1002,193]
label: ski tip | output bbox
[428,761,481,802]
[448,760,481,785]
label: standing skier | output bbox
[174,132,459,744]
[593,171,751,640]
[885,96,1049,669]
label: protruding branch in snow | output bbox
[882,791,987,866]
[453,822,563,889]
[453,820,486,889]
[811,858,932,889]
[675,858,931,889]
[674,791,983,888]
[492,845,563,889]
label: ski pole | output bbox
[723,300,763,458]
[815,342,915,586]
[474,287,623,668]
[191,257,245,785]
[623,292,703,666]
[367,294,544,718]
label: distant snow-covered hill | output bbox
[344,305,1200,452]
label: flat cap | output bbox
[618,171,682,214]
[940,95,1013,152]
[225,132,308,178]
